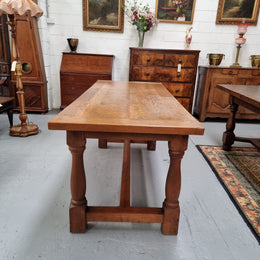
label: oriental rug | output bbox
[197,145,260,243]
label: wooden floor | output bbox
[0,111,259,260]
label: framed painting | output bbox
[155,0,196,23]
[216,0,260,25]
[83,0,124,32]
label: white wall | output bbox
[37,0,260,109]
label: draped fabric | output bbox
[0,0,43,17]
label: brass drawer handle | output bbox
[146,72,150,76]
[147,57,151,62]
[175,89,180,93]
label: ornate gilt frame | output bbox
[83,0,124,32]
[155,0,196,24]
[216,0,260,25]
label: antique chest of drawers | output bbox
[193,66,260,121]
[129,48,200,112]
[60,52,114,109]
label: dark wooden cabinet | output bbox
[60,52,114,109]
[0,15,11,97]
[129,48,200,112]
[193,66,260,121]
[10,15,48,113]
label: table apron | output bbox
[83,131,188,142]
[232,96,260,114]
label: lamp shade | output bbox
[237,23,249,35]
[0,0,43,17]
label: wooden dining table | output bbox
[48,80,204,235]
[216,84,260,150]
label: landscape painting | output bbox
[83,0,124,32]
[216,0,260,24]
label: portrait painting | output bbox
[83,0,124,32]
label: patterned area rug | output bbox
[197,145,260,243]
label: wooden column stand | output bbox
[8,15,39,137]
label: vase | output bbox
[138,31,145,47]
[67,38,78,53]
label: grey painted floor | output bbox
[0,110,259,260]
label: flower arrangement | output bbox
[123,0,159,33]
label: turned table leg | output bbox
[162,136,188,235]
[223,100,238,151]
[67,131,87,233]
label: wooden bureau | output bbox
[60,52,114,109]
[193,66,260,121]
[129,48,200,112]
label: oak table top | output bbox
[216,84,260,112]
[48,80,204,235]
[48,80,204,135]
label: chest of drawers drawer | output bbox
[131,67,195,83]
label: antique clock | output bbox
[0,14,11,97]
[10,13,48,113]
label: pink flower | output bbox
[146,12,152,19]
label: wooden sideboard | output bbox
[129,48,200,112]
[60,52,114,109]
[193,66,260,121]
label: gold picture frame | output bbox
[216,0,260,25]
[83,0,124,32]
[155,0,196,24]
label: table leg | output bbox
[223,101,238,151]
[67,131,87,233]
[162,136,188,235]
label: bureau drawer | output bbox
[165,54,197,67]
[131,67,195,82]
[163,83,193,97]
[61,73,111,95]
[132,54,164,66]
[61,83,91,95]
[61,94,80,107]
[61,73,110,86]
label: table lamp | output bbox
[0,0,43,137]
[231,22,249,68]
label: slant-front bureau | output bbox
[60,52,114,109]
[129,48,200,112]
